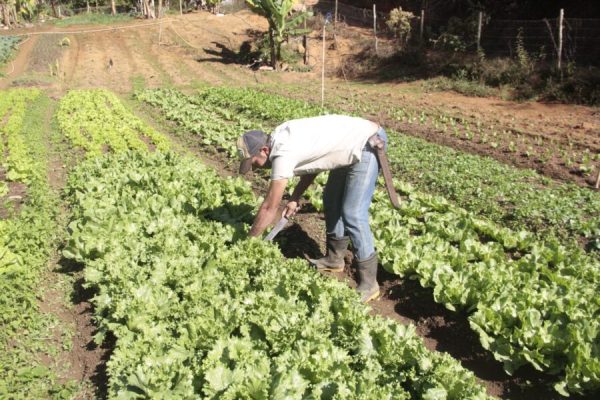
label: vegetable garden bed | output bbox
[63,150,491,399]
[2,83,598,398]
[136,86,600,396]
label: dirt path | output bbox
[0,35,38,89]
[2,11,310,95]
[36,100,108,399]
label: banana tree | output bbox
[0,0,16,26]
[246,0,303,69]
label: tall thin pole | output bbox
[158,13,163,46]
[373,4,377,55]
[557,8,564,71]
[420,9,424,42]
[321,23,326,108]
[303,17,308,65]
[334,0,338,27]
[477,11,483,51]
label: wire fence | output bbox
[313,1,600,66]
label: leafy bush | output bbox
[430,15,479,53]
[386,7,414,49]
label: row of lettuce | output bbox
[63,149,491,399]
[0,89,79,398]
[56,89,492,398]
[137,87,600,251]
[0,89,41,195]
[135,86,599,395]
[56,88,170,156]
[0,87,173,397]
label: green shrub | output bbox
[386,7,414,49]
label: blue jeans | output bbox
[323,128,387,261]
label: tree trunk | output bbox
[1,4,10,27]
[50,0,58,18]
[86,0,90,14]
[158,0,162,18]
[143,0,155,18]
[10,4,17,25]
[111,0,116,15]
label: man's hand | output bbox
[249,179,288,237]
[283,200,300,218]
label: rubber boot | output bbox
[356,253,380,303]
[308,234,349,272]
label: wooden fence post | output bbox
[477,11,483,51]
[420,9,424,43]
[558,8,564,71]
[158,10,163,46]
[303,18,309,65]
[334,0,338,27]
[321,23,326,108]
[373,4,378,55]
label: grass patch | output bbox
[130,74,146,92]
[52,12,132,27]
[421,76,497,97]
[11,73,57,87]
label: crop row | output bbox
[63,150,491,399]
[385,133,600,252]
[137,87,600,251]
[56,89,170,156]
[135,88,328,208]
[371,186,599,395]
[268,83,599,182]
[0,91,78,398]
[135,86,599,255]
[0,89,42,194]
[136,87,600,394]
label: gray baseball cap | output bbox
[236,130,268,174]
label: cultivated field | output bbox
[1,10,599,400]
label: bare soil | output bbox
[1,9,598,399]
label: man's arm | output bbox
[249,178,288,237]
[289,174,318,202]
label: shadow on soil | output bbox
[57,256,113,400]
[196,40,259,66]
[377,269,595,400]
